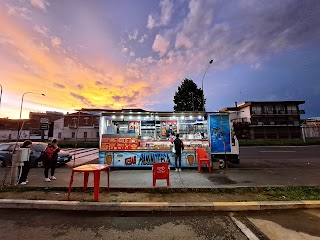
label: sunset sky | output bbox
[0,0,319,119]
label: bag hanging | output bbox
[172,146,176,153]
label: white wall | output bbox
[53,118,64,140]
[0,130,14,141]
[238,106,251,122]
[63,127,99,140]
[229,106,251,123]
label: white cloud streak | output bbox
[51,36,61,47]
[147,0,173,29]
[30,0,49,11]
[152,34,170,56]
[6,4,32,20]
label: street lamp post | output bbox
[18,92,45,136]
[190,92,194,111]
[201,59,213,111]
[0,84,2,109]
[10,91,45,186]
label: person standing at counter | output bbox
[166,125,175,138]
[174,134,184,172]
[115,123,120,134]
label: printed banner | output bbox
[99,151,197,167]
[209,114,231,153]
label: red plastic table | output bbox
[68,164,110,201]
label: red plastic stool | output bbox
[152,162,170,187]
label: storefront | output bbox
[98,110,239,168]
[99,110,211,168]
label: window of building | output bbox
[276,106,285,114]
[58,132,62,139]
[251,106,260,114]
[287,105,297,114]
[84,117,89,124]
[96,132,99,138]
[72,132,75,138]
[84,132,87,138]
[72,117,77,125]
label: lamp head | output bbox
[41,94,45,96]
[209,60,213,64]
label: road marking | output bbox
[259,151,296,153]
[230,216,260,240]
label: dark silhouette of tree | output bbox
[173,78,205,111]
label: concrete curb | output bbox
[0,199,320,212]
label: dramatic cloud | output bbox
[95,81,103,86]
[77,84,83,90]
[51,36,61,47]
[147,0,173,29]
[138,34,148,43]
[30,0,49,11]
[152,34,170,56]
[128,30,139,40]
[6,4,31,20]
[34,25,49,37]
[70,92,94,107]
[112,91,139,103]
[53,83,66,89]
[0,0,319,118]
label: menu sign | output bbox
[101,137,138,151]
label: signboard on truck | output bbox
[209,114,231,153]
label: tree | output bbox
[173,78,205,111]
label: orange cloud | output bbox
[0,7,159,119]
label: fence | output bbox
[301,125,320,139]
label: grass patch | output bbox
[1,186,319,202]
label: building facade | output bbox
[53,112,100,141]
[0,111,64,142]
[220,101,305,139]
[301,117,320,139]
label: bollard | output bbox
[10,152,20,186]
[9,148,30,186]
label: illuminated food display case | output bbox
[98,109,239,168]
[98,110,210,168]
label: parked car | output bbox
[0,142,72,168]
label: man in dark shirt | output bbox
[174,134,184,172]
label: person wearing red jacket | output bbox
[43,139,60,182]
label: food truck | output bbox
[98,109,239,169]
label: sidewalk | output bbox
[3,165,320,189]
[1,164,320,212]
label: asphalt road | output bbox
[0,209,246,240]
[1,209,319,240]
[238,145,320,169]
